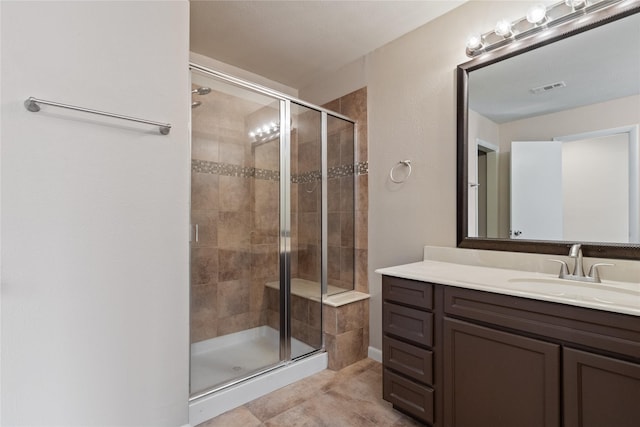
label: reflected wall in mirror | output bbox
[457,4,640,259]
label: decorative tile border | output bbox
[355,161,368,176]
[192,159,221,175]
[192,159,280,180]
[192,159,368,182]
[254,167,280,181]
[293,170,322,185]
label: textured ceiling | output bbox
[190,0,465,89]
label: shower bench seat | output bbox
[264,278,371,370]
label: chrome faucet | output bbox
[568,244,585,277]
[548,244,614,283]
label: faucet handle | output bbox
[587,263,615,282]
[547,259,569,278]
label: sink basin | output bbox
[506,277,640,308]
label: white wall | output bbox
[300,0,538,352]
[468,109,500,236]
[562,134,629,242]
[500,94,640,143]
[0,2,3,422]
[1,2,190,426]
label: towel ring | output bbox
[390,160,412,183]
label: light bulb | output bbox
[495,19,513,37]
[249,132,255,137]
[466,34,483,51]
[526,4,547,24]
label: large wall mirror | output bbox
[457,3,640,259]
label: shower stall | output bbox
[188,63,356,414]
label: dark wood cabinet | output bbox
[563,347,640,427]
[381,275,640,427]
[444,318,560,427]
[382,276,437,425]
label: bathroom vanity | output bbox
[378,261,640,427]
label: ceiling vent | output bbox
[529,81,567,94]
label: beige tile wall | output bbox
[295,108,322,284]
[324,299,370,370]
[324,88,368,295]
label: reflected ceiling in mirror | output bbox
[457,3,640,259]
[469,13,640,124]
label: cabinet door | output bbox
[444,318,560,427]
[564,347,640,427]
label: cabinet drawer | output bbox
[383,275,433,309]
[444,286,640,360]
[384,336,433,385]
[384,368,434,424]
[384,302,434,347]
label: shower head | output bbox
[191,101,202,109]
[192,87,211,95]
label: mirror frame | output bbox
[457,2,640,260]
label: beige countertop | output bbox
[376,260,640,317]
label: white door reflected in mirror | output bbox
[510,140,563,241]
[509,127,638,243]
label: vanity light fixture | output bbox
[465,0,626,57]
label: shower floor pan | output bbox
[189,325,327,425]
[190,325,316,395]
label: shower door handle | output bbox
[190,224,199,243]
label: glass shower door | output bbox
[189,66,338,398]
[189,71,283,396]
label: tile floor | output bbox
[196,358,425,427]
